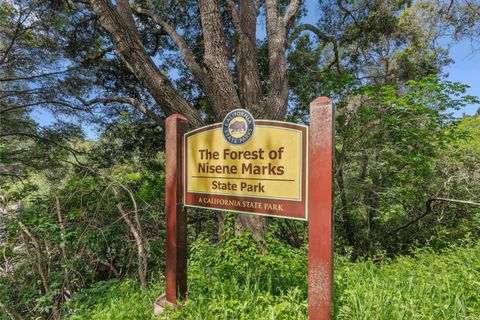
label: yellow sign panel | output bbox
[185,124,304,201]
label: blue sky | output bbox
[444,42,480,116]
[31,2,479,139]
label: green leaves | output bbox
[334,75,479,256]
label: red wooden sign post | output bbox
[156,97,334,320]
[155,115,188,313]
[308,97,334,319]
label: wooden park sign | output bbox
[157,97,333,320]
[184,110,308,220]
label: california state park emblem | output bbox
[222,109,255,145]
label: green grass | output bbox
[68,237,480,319]
[335,245,480,319]
[68,280,163,320]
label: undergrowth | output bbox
[68,235,480,320]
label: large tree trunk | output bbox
[199,0,241,119]
[264,0,290,120]
[229,0,264,117]
[90,0,302,243]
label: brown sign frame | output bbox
[183,120,308,220]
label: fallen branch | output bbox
[431,197,480,207]
[386,197,480,237]
[111,186,147,288]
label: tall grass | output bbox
[335,243,480,319]
[69,237,480,319]
[68,280,163,320]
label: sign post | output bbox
[308,97,334,320]
[157,98,334,319]
[155,114,188,314]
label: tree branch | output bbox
[283,0,301,27]
[0,47,110,82]
[288,23,335,44]
[4,209,51,296]
[81,46,113,63]
[226,0,241,32]
[72,93,165,127]
[89,0,203,126]
[0,88,47,100]
[336,0,361,29]
[0,67,79,82]
[111,186,147,288]
[131,6,216,106]
[0,301,26,320]
[386,197,480,237]
[0,13,23,66]
[431,197,480,207]
[288,23,341,72]
[0,100,92,114]
[0,132,84,166]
